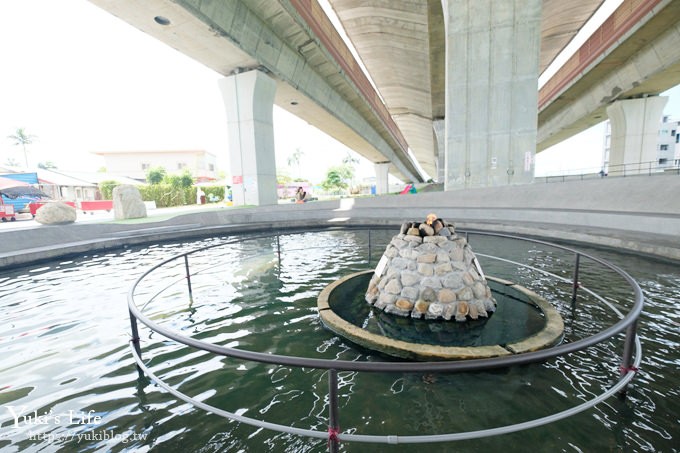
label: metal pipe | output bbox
[618,321,638,396]
[276,234,281,267]
[129,311,142,362]
[328,369,340,453]
[184,255,193,299]
[367,229,372,264]
[571,252,580,303]
[127,228,644,374]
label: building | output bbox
[658,116,680,168]
[92,150,218,181]
[602,116,680,174]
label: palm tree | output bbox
[342,151,359,191]
[287,147,304,180]
[7,128,37,168]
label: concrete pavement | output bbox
[2,175,679,270]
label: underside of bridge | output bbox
[87,0,680,192]
[327,0,606,179]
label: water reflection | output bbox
[0,230,677,452]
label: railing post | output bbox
[184,255,193,299]
[276,234,281,267]
[618,322,638,397]
[367,229,372,264]
[328,369,340,453]
[571,252,580,303]
[129,312,143,363]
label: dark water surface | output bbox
[329,273,548,347]
[0,230,678,452]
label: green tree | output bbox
[146,166,166,185]
[38,161,57,170]
[321,165,352,193]
[98,180,119,200]
[178,169,194,188]
[7,128,37,167]
[163,169,193,189]
[277,171,292,185]
[342,152,359,190]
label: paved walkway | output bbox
[3,177,679,269]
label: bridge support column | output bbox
[442,0,541,189]
[606,96,668,176]
[218,70,278,206]
[374,162,390,195]
[433,119,445,183]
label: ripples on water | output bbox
[0,231,678,452]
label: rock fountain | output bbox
[364,215,496,321]
[318,218,565,360]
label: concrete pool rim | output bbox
[318,270,565,361]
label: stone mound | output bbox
[365,218,496,322]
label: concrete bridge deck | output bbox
[5,175,679,269]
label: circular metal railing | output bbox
[127,225,643,449]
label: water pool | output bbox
[0,230,678,452]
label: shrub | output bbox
[98,180,119,200]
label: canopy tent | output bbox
[0,176,49,199]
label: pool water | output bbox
[329,273,548,347]
[0,230,678,452]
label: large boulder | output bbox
[113,185,147,220]
[34,202,77,225]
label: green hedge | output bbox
[97,182,227,208]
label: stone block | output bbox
[436,251,450,262]
[384,278,402,295]
[414,300,429,315]
[457,287,473,301]
[417,263,434,276]
[403,235,423,244]
[420,277,442,289]
[395,299,414,311]
[417,253,437,264]
[438,288,457,303]
[426,303,444,319]
[400,286,419,300]
[420,287,437,302]
[435,262,453,275]
[442,273,464,289]
[473,281,487,298]
[400,271,420,287]
[462,272,475,286]
[113,185,147,220]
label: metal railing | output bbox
[537,159,680,183]
[127,225,644,450]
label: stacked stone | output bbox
[365,220,496,322]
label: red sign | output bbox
[232,175,243,184]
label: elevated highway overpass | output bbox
[89,0,680,202]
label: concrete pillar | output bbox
[218,70,278,206]
[374,162,390,195]
[441,0,541,189]
[606,96,668,176]
[433,119,445,183]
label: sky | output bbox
[0,0,678,183]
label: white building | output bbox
[92,149,218,181]
[602,116,680,173]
